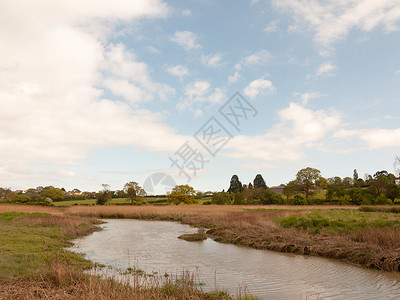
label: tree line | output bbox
[210,167,400,206]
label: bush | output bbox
[293,195,307,205]
[375,194,392,205]
[262,190,284,205]
[96,191,111,205]
[211,192,232,205]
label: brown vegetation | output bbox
[67,205,400,272]
[0,204,60,214]
[0,259,231,300]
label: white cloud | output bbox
[360,129,400,149]
[228,71,240,84]
[170,30,201,51]
[208,88,226,104]
[185,81,210,98]
[0,0,192,186]
[295,92,324,105]
[201,53,223,67]
[264,20,279,33]
[272,0,400,51]
[177,82,226,112]
[396,70,400,75]
[166,65,189,79]
[182,9,192,17]
[226,103,342,161]
[335,128,400,150]
[243,49,271,65]
[244,78,276,99]
[316,62,337,77]
[103,43,175,103]
[250,0,260,5]
[147,46,161,54]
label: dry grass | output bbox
[0,258,233,300]
[352,227,400,249]
[16,214,103,239]
[67,204,357,218]
[0,204,60,215]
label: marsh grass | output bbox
[0,258,240,299]
[279,210,400,234]
[0,210,256,299]
[0,212,98,279]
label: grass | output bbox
[0,211,99,279]
[360,205,400,214]
[53,196,213,207]
[0,207,256,299]
[278,209,400,234]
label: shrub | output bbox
[211,192,232,205]
[292,195,307,205]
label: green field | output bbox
[0,212,96,278]
[53,196,212,207]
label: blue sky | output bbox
[1,0,400,194]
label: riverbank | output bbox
[66,205,400,272]
[0,207,253,299]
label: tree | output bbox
[283,180,298,200]
[211,192,232,205]
[385,184,400,202]
[167,185,196,205]
[369,175,389,197]
[96,184,111,205]
[124,182,146,205]
[353,169,359,181]
[295,167,322,200]
[227,175,243,193]
[253,174,267,189]
[42,187,65,201]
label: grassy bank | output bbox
[67,205,400,272]
[0,206,255,299]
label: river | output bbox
[69,219,400,299]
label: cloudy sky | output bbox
[1,0,400,193]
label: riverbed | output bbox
[70,219,400,299]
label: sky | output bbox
[1,0,400,194]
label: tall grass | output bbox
[0,204,60,214]
[0,258,237,300]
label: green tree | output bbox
[295,167,322,200]
[386,184,400,201]
[227,175,243,193]
[42,187,65,201]
[167,184,196,205]
[5,191,19,202]
[369,175,389,197]
[211,192,232,205]
[96,184,111,205]
[283,180,298,200]
[124,182,146,205]
[353,169,359,181]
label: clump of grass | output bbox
[179,228,207,241]
[278,210,400,234]
[360,206,400,214]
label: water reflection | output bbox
[70,219,400,299]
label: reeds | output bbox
[0,204,60,214]
[0,258,234,300]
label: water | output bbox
[70,219,400,299]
